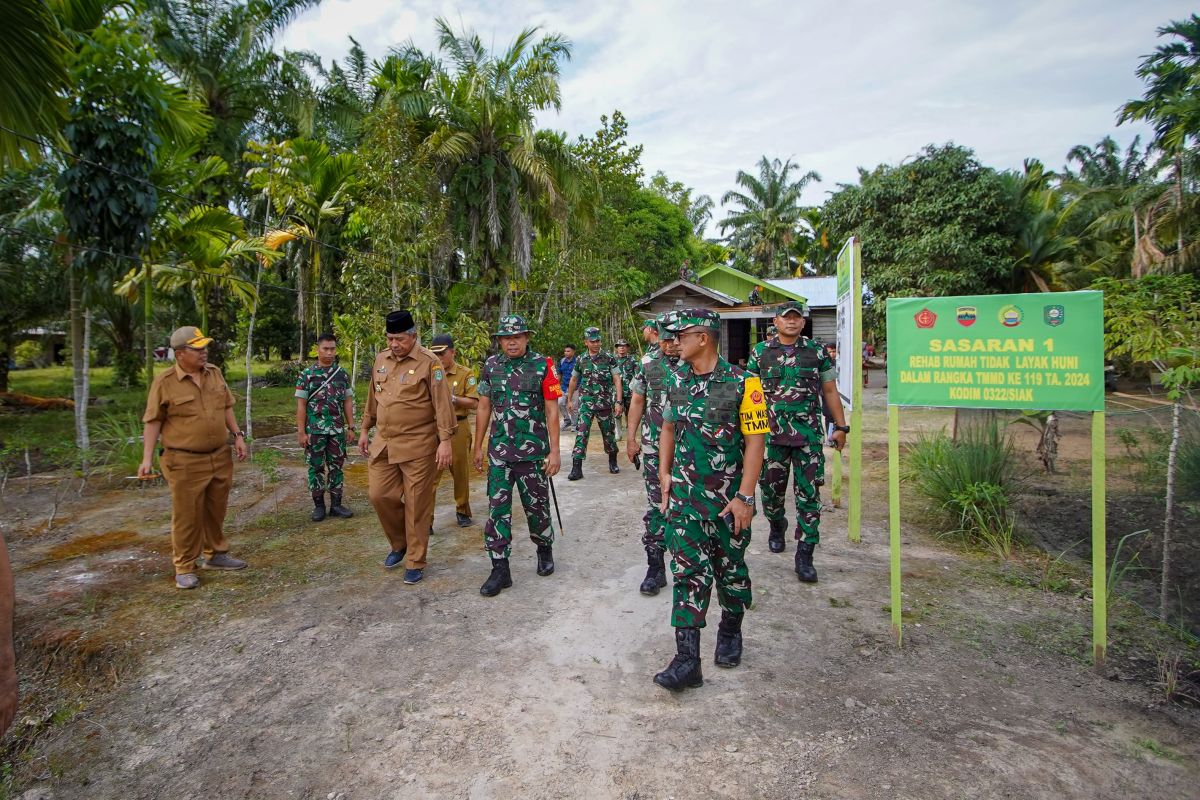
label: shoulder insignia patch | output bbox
[433,368,444,381]
[467,376,477,386]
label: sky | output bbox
[278,0,1196,210]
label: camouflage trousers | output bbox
[665,515,753,628]
[760,441,824,544]
[640,447,666,557]
[572,399,618,460]
[305,433,346,493]
[483,457,554,559]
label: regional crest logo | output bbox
[914,308,937,329]
[956,306,977,327]
[998,305,1023,328]
[1044,305,1064,327]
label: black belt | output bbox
[162,445,224,455]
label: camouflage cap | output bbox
[666,308,721,333]
[657,311,678,340]
[615,339,629,347]
[584,326,602,341]
[766,325,778,336]
[642,318,657,330]
[775,300,810,318]
[494,314,532,336]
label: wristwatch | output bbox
[233,431,245,438]
[734,491,756,511]
[833,424,851,434]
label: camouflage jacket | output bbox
[629,344,678,453]
[574,350,619,408]
[295,363,353,434]
[614,355,638,393]
[746,338,834,446]
[663,358,765,520]
[478,350,560,462]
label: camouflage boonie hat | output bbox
[775,300,810,318]
[666,308,721,333]
[494,314,532,336]
[584,326,602,341]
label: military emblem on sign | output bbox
[999,305,1023,328]
[914,308,937,329]
[1044,304,1064,327]
[956,306,977,327]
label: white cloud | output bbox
[279,0,1192,213]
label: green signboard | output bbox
[886,290,1104,411]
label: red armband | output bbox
[543,357,564,400]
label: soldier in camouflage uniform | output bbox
[625,312,680,595]
[473,315,564,596]
[295,333,356,521]
[654,309,767,692]
[566,327,623,480]
[614,338,637,438]
[746,301,848,582]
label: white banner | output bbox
[835,237,859,410]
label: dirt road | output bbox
[11,428,1200,799]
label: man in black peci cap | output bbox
[358,310,456,585]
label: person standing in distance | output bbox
[746,301,848,582]
[139,326,249,589]
[625,312,680,596]
[295,333,356,522]
[614,338,637,438]
[566,327,622,480]
[473,315,563,596]
[655,309,767,691]
[358,310,455,585]
[431,333,479,527]
[557,345,577,430]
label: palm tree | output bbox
[382,19,583,313]
[718,157,821,277]
[146,0,321,166]
[0,0,71,167]
[251,138,356,345]
[1119,13,1200,263]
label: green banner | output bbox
[886,291,1104,411]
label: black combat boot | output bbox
[480,558,513,596]
[714,610,744,668]
[795,541,818,583]
[567,459,584,481]
[639,551,667,596]
[536,545,555,576]
[608,452,620,474]
[653,627,703,691]
[328,492,353,518]
[311,492,326,522]
[768,518,787,553]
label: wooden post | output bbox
[1092,411,1107,671]
[888,403,902,645]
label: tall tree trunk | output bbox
[312,245,323,338]
[0,333,10,393]
[351,340,359,387]
[69,271,89,455]
[1161,400,1180,620]
[1132,206,1142,279]
[297,258,305,361]
[244,259,264,440]
[1176,152,1185,257]
[144,263,154,385]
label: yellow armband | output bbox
[739,375,769,435]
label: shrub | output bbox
[904,421,1022,556]
[13,340,43,368]
[260,360,305,388]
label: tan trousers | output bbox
[368,450,437,569]
[434,420,472,517]
[160,447,233,575]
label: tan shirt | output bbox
[363,346,456,463]
[142,363,234,452]
[447,360,479,421]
